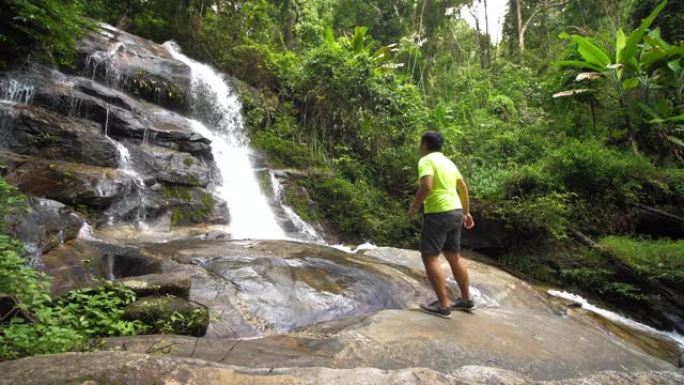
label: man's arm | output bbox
[457,178,475,229]
[408,176,433,220]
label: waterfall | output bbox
[85,41,125,87]
[110,139,146,224]
[0,78,33,104]
[164,42,285,240]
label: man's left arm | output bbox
[409,175,433,220]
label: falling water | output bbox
[269,171,323,242]
[164,42,285,239]
[85,41,125,87]
[0,79,33,103]
[104,107,110,136]
[106,254,115,281]
[110,139,146,224]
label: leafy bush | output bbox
[601,236,684,286]
[0,235,148,360]
[305,173,416,246]
[253,131,318,169]
[545,139,656,203]
[0,0,88,68]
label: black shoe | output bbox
[420,300,452,319]
[451,298,475,311]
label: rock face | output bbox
[0,351,681,385]
[77,23,191,113]
[36,233,683,382]
[0,27,225,228]
[5,197,84,257]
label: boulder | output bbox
[5,197,84,255]
[125,142,213,187]
[0,151,133,209]
[141,184,229,227]
[118,271,192,298]
[0,103,120,168]
[77,23,191,113]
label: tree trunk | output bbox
[483,0,491,67]
[515,0,525,62]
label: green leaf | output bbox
[622,78,640,90]
[666,135,684,147]
[564,34,612,68]
[621,0,668,66]
[615,29,626,63]
[555,60,603,71]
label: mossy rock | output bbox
[123,296,208,336]
[118,272,191,299]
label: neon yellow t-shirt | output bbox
[418,152,463,213]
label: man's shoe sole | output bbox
[451,303,477,312]
[419,307,452,319]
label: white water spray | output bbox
[548,290,684,351]
[164,42,284,239]
[85,41,125,86]
[269,171,323,242]
[0,79,33,103]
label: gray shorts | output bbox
[420,209,463,256]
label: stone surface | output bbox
[126,142,213,187]
[0,351,681,385]
[6,197,84,255]
[100,240,680,373]
[78,23,191,113]
[118,271,192,298]
[141,184,229,227]
[0,103,120,168]
[0,151,133,209]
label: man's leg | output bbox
[444,252,470,300]
[421,253,450,307]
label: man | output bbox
[408,131,475,319]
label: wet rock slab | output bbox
[0,151,133,209]
[0,351,681,385]
[6,197,84,255]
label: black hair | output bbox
[421,131,444,152]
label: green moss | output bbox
[170,208,184,226]
[183,157,195,167]
[186,175,201,187]
[284,185,317,222]
[252,131,318,169]
[190,192,214,223]
[162,185,192,201]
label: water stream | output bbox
[269,170,323,242]
[548,290,684,352]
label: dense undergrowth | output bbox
[0,179,204,361]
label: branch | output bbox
[522,0,569,31]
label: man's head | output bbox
[420,131,444,156]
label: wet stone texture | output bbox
[47,237,677,382]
